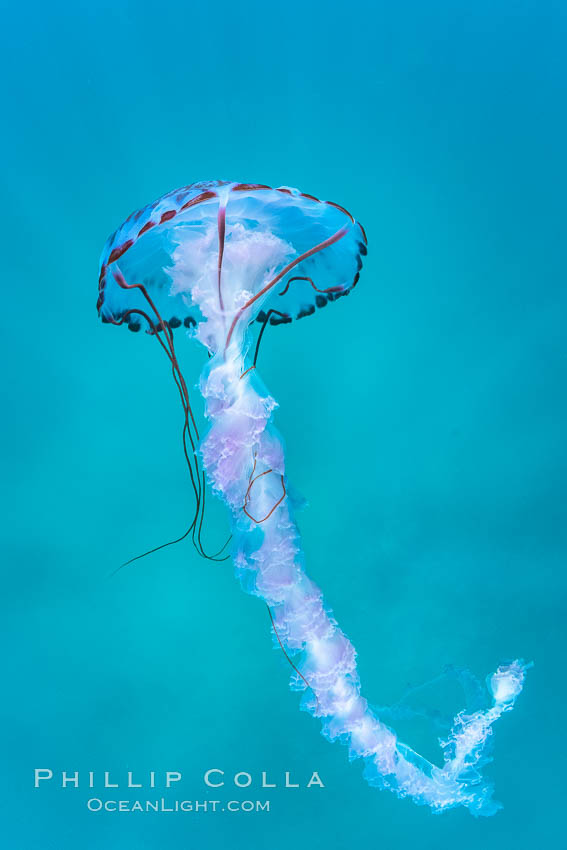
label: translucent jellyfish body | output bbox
[99,180,528,815]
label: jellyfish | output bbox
[98,180,528,815]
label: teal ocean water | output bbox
[1,1,565,847]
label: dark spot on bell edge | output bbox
[297,305,316,319]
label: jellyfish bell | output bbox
[98,180,367,355]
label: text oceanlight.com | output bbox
[86,798,270,813]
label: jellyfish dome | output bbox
[98,179,528,816]
[98,180,366,351]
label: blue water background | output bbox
[1,1,566,847]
